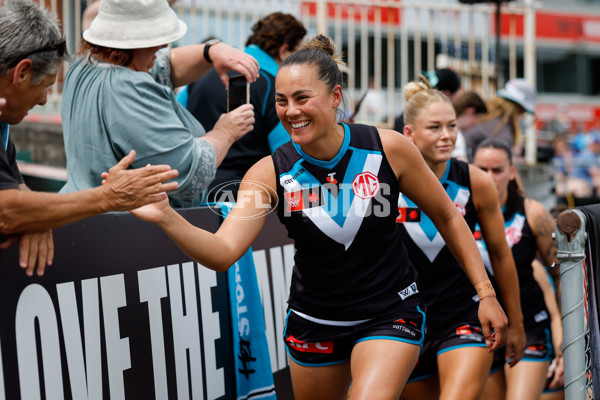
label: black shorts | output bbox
[408,320,486,382]
[490,325,553,373]
[283,305,426,367]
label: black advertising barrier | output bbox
[0,207,294,399]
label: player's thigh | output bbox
[288,357,352,400]
[504,360,550,400]
[437,346,493,400]
[350,339,420,400]
[481,369,506,400]
[399,376,440,400]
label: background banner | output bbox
[0,207,294,400]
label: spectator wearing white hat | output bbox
[61,0,260,207]
[463,78,536,162]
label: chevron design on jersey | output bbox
[475,212,526,275]
[398,181,471,263]
[280,151,383,250]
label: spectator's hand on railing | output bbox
[18,230,54,277]
[100,150,179,211]
[210,43,259,87]
[214,104,255,143]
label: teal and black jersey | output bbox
[272,123,421,321]
[397,158,479,335]
[475,196,548,330]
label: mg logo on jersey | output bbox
[454,201,466,216]
[286,335,333,353]
[352,172,379,199]
[505,226,523,246]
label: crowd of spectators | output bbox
[551,123,600,200]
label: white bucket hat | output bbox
[497,78,536,114]
[83,0,187,49]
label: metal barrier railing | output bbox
[555,208,599,399]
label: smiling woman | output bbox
[131,34,509,400]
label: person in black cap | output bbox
[393,68,462,134]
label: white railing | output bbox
[38,0,536,155]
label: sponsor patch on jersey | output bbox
[456,324,483,341]
[524,344,548,357]
[397,282,419,300]
[394,318,418,327]
[284,186,325,212]
[285,335,333,353]
[454,201,466,216]
[392,319,418,337]
[505,226,523,246]
[396,207,421,223]
[534,310,549,323]
[352,171,380,199]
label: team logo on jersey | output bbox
[396,207,421,223]
[352,172,380,199]
[285,335,333,353]
[284,186,325,212]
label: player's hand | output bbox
[478,296,508,352]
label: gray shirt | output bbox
[463,117,514,161]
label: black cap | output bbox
[431,68,461,95]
